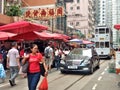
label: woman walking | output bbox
[22,44,48,90]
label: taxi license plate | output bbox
[68,66,78,69]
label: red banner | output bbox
[24,7,64,19]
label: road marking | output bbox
[0,83,9,88]
[101,71,105,75]
[104,67,108,71]
[98,76,102,81]
[0,81,19,87]
[92,84,97,90]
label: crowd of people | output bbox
[0,41,71,89]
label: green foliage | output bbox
[6,5,22,16]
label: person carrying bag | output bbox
[22,44,48,90]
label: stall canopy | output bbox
[10,31,52,41]
[10,31,69,42]
[82,40,93,44]
[114,24,120,30]
[69,39,93,44]
[0,32,16,40]
[0,21,48,34]
[69,38,82,43]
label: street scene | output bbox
[0,0,120,90]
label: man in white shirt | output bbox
[44,43,53,71]
[7,42,20,86]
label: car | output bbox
[60,48,100,74]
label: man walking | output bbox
[44,43,54,71]
[7,42,20,86]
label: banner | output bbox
[24,7,64,19]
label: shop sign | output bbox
[24,7,64,19]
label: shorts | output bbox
[45,57,53,67]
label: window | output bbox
[95,29,98,34]
[106,28,109,33]
[105,42,109,48]
[77,0,80,3]
[76,22,79,26]
[70,7,73,10]
[77,6,80,10]
[96,42,99,48]
[70,22,73,25]
[99,28,105,34]
[100,42,104,48]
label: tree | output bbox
[5,5,22,16]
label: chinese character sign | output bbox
[24,7,64,19]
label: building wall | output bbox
[66,0,94,39]
[0,14,14,25]
[22,0,56,6]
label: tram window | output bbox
[96,42,99,48]
[99,28,105,34]
[106,28,109,33]
[95,29,98,34]
[105,42,109,48]
[100,42,104,48]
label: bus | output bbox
[94,26,113,59]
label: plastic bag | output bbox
[39,77,48,90]
[22,61,29,73]
[0,63,6,78]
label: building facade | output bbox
[66,0,95,39]
[22,0,65,33]
[95,0,120,44]
[0,0,14,25]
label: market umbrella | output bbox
[0,21,48,34]
[69,38,82,43]
[114,24,120,30]
[82,40,93,44]
[0,32,16,40]
[10,31,52,41]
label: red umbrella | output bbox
[114,24,120,30]
[10,31,52,40]
[0,21,48,34]
[0,32,16,40]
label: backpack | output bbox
[44,48,50,58]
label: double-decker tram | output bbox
[94,26,113,59]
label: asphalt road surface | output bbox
[0,59,120,90]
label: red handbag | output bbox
[39,77,48,90]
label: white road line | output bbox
[92,84,97,90]
[0,83,9,88]
[101,72,105,75]
[98,76,102,81]
[104,67,108,71]
[0,81,19,88]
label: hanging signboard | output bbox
[24,7,64,20]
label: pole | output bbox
[63,1,67,34]
[52,17,54,33]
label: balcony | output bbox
[0,14,14,25]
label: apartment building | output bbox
[66,0,95,39]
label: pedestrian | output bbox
[54,47,62,70]
[7,42,20,86]
[44,43,54,71]
[0,55,6,84]
[22,44,48,90]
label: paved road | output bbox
[0,59,120,90]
